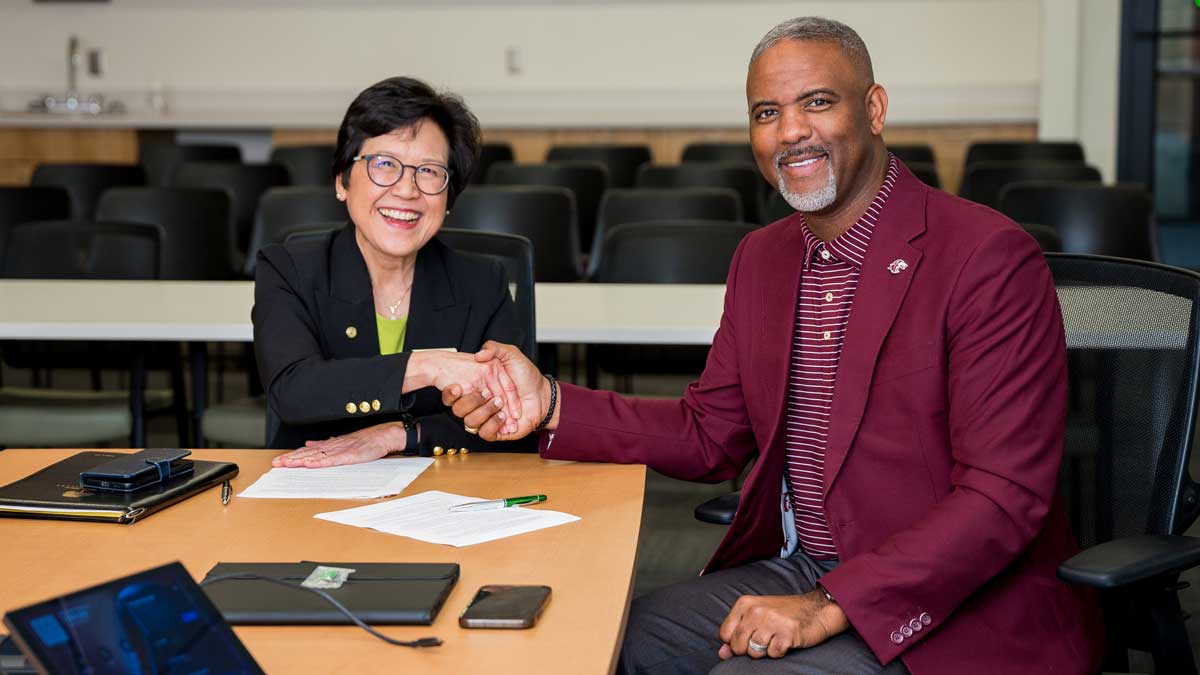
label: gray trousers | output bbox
[618,552,911,675]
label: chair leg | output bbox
[129,354,146,447]
[1148,584,1198,674]
[91,367,103,391]
[189,342,208,448]
[586,344,599,389]
[170,353,189,447]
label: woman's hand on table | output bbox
[272,422,408,467]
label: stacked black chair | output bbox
[590,188,743,277]
[964,141,1085,168]
[907,162,942,190]
[171,162,289,264]
[139,142,241,188]
[269,145,335,186]
[0,186,71,259]
[760,190,795,225]
[588,221,756,390]
[30,164,145,220]
[97,188,237,280]
[244,186,348,276]
[960,162,1102,210]
[998,183,1156,261]
[682,142,755,164]
[635,163,765,224]
[485,161,608,259]
[546,144,651,188]
[446,185,583,282]
[887,144,936,166]
[470,143,516,184]
[0,220,165,448]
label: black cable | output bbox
[199,573,441,648]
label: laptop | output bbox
[3,562,262,675]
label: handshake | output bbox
[426,340,558,442]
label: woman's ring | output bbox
[464,424,479,435]
[748,638,768,654]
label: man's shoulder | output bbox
[920,188,1033,252]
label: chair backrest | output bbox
[96,187,235,280]
[139,142,241,187]
[964,141,1085,169]
[435,228,537,362]
[887,144,936,166]
[1022,223,1064,253]
[545,144,651,188]
[30,163,146,221]
[960,161,1102,209]
[470,143,515,184]
[445,185,582,282]
[998,182,1156,261]
[593,187,742,275]
[594,220,756,284]
[760,189,794,224]
[906,162,942,190]
[171,162,290,256]
[2,220,163,280]
[0,187,72,261]
[245,186,348,275]
[282,224,341,245]
[681,142,755,164]
[485,161,608,256]
[1048,254,1200,549]
[635,162,765,224]
[268,145,335,186]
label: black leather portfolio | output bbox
[201,562,460,625]
[0,451,238,524]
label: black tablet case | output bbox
[0,451,238,524]
[202,562,460,625]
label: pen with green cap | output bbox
[449,494,547,512]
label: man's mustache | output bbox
[775,146,830,165]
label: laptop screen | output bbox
[3,561,262,675]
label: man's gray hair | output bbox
[750,16,874,83]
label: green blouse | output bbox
[376,314,408,355]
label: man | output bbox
[446,16,1103,675]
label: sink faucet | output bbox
[67,35,81,98]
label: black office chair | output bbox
[1022,223,1064,253]
[139,142,241,188]
[269,145,335,186]
[436,228,537,365]
[485,161,608,258]
[1050,254,1200,673]
[0,220,165,448]
[588,221,756,390]
[0,187,71,260]
[97,187,237,280]
[590,188,743,277]
[759,190,795,225]
[959,162,1102,210]
[446,185,583,282]
[886,144,936,166]
[998,183,1156,261]
[546,144,652,188]
[964,141,1085,170]
[906,162,942,190]
[470,143,515,184]
[243,186,348,276]
[635,162,766,224]
[171,162,290,263]
[30,163,146,221]
[682,142,755,164]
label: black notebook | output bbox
[0,451,238,524]
[202,562,460,625]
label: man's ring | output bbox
[464,424,479,435]
[748,638,768,654]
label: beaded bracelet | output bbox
[535,374,558,432]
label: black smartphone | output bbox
[458,585,551,629]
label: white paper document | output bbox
[313,490,580,546]
[238,457,435,499]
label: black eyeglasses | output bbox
[352,154,451,195]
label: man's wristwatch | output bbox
[816,582,836,604]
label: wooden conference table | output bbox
[0,449,646,675]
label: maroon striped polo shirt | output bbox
[785,156,900,560]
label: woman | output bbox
[253,76,529,466]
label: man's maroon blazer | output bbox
[540,163,1104,673]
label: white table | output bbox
[0,280,724,345]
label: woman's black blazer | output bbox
[253,223,535,451]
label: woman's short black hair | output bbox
[332,76,481,207]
